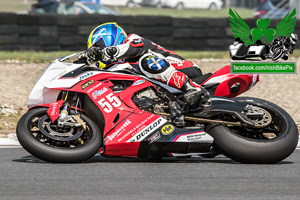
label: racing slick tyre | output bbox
[16,107,102,163]
[206,97,298,164]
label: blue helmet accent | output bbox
[87,22,127,48]
[147,57,166,70]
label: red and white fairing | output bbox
[202,65,259,97]
[27,54,258,158]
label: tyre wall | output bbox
[0,13,299,51]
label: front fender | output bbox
[28,100,64,123]
[28,100,86,123]
[46,100,64,122]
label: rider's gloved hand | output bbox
[102,46,119,61]
[184,86,210,108]
[86,46,104,62]
[73,53,88,64]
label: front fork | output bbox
[47,91,85,129]
[57,102,75,128]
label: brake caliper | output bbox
[73,115,87,131]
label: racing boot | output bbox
[168,71,210,110]
[181,78,210,110]
[169,101,185,127]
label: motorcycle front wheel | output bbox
[16,107,102,163]
[206,97,299,164]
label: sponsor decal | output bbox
[172,72,184,89]
[98,92,122,113]
[50,102,59,116]
[170,131,213,143]
[148,132,161,145]
[81,80,95,90]
[166,58,184,67]
[132,80,145,86]
[107,119,131,141]
[127,117,163,143]
[117,114,156,142]
[161,124,174,135]
[186,133,205,141]
[145,56,154,61]
[87,82,103,93]
[250,74,258,89]
[47,100,63,122]
[79,72,93,80]
[130,38,144,47]
[132,38,143,44]
[92,87,108,99]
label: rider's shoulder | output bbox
[126,33,143,42]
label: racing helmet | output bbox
[87,22,127,68]
[290,33,298,45]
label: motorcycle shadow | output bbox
[12,154,294,165]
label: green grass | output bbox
[176,50,229,59]
[0,51,76,63]
[115,7,253,18]
[0,0,32,13]
[1,50,300,63]
[0,50,229,63]
[0,0,253,19]
[178,49,300,60]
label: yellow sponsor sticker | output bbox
[81,80,95,90]
[161,124,174,135]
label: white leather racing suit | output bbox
[101,34,203,92]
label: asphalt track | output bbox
[0,148,300,200]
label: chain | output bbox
[154,112,243,126]
[184,116,243,126]
[153,104,272,128]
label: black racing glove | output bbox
[86,46,104,62]
[73,53,88,64]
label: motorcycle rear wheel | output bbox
[16,107,102,163]
[206,97,298,164]
[272,48,284,60]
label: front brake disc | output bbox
[38,116,83,141]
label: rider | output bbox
[82,22,210,118]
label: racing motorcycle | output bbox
[16,52,299,163]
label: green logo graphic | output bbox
[229,8,296,45]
